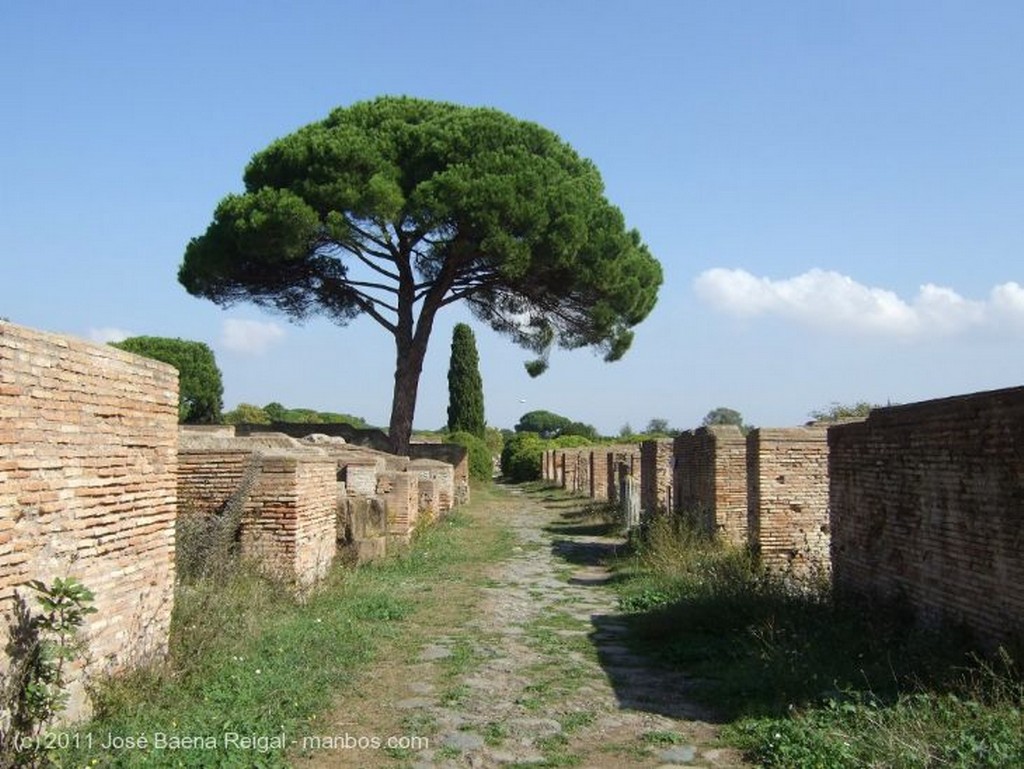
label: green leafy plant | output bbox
[0,577,96,766]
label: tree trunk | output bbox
[386,249,449,455]
[387,334,428,455]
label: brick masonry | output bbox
[640,440,674,515]
[409,458,455,517]
[177,436,338,587]
[674,426,748,545]
[376,471,419,543]
[239,425,470,506]
[747,426,830,577]
[829,388,1024,648]
[0,322,179,720]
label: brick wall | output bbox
[588,445,636,501]
[560,451,578,493]
[377,471,419,543]
[238,425,469,506]
[408,443,469,505]
[575,449,591,495]
[0,322,178,719]
[607,449,640,504]
[244,452,337,586]
[177,437,338,586]
[589,450,608,500]
[747,427,830,577]
[409,458,455,515]
[674,426,748,545]
[640,440,673,515]
[829,388,1024,648]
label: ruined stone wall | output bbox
[674,427,747,545]
[575,449,591,495]
[0,322,178,718]
[640,440,673,515]
[589,445,638,502]
[177,440,338,586]
[338,495,388,564]
[376,471,419,543]
[244,452,337,586]
[237,422,391,450]
[829,388,1024,648]
[408,444,469,505]
[589,450,608,500]
[560,451,578,493]
[607,448,641,504]
[238,425,469,505]
[746,427,830,577]
[409,459,455,516]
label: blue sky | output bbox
[2,1,1022,434]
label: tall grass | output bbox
[611,513,1024,768]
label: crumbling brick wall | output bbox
[640,440,674,515]
[244,452,337,586]
[589,445,638,502]
[376,471,419,543]
[747,426,830,577]
[409,458,455,516]
[574,448,591,495]
[560,451,578,493]
[674,426,748,545]
[408,443,469,505]
[589,449,608,500]
[829,388,1024,648]
[0,322,178,720]
[607,448,640,504]
[177,439,338,586]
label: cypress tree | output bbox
[447,323,485,438]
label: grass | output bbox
[610,512,1024,768]
[42,482,512,769]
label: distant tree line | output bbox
[223,401,369,428]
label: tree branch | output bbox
[347,279,399,295]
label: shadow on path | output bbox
[545,501,727,725]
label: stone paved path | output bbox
[301,485,747,768]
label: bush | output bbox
[552,434,594,449]
[501,432,546,481]
[446,432,492,481]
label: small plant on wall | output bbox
[0,577,96,767]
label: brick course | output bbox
[674,426,747,544]
[829,388,1024,648]
[747,427,830,577]
[640,440,673,515]
[0,322,178,720]
[177,437,338,586]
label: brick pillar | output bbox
[747,426,830,578]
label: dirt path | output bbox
[297,485,747,769]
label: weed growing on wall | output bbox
[176,453,262,581]
[0,577,96,767]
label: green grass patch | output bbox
[610,512,1024,768]
[558,710,595,734]
[482,720,507,746]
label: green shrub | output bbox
[501,432,546,481]
[551,434,593,449]
[446,432,492,481]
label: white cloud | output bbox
[694,268,1020,337]
[221,318,285,354]
[87,326,131,343]
[989,281,1024,327]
